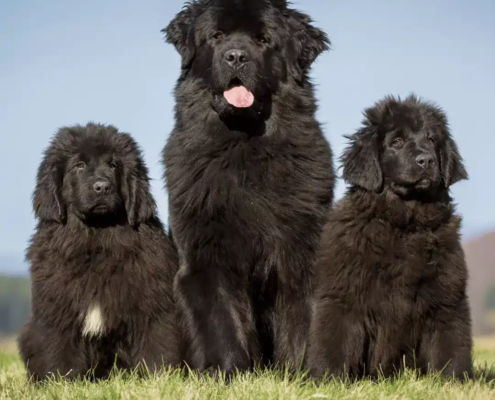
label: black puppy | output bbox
[306,95,472,380]
[163,0,334,375]
[18,123,180,381]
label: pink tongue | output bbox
[223,86,254,108]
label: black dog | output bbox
[163,0,334,375]
[18,123,180,381]
[306,95,472,380]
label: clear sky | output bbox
[0,0,494,271]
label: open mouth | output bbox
[223,78,254,108]
[227,77,243,90]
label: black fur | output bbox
[306,95,472,380]
[162,0,334,375]
[18,123,180,381]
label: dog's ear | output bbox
[286,9,330,81]
[121,152,157,227]
[426,101,468,188]
[163,5,196,69]
[341,127,383,192]
[440,134,468,188]
[33,154,65,223]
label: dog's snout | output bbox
[93,181,111,194]
[224,49,249,68]
[416,154,434,168]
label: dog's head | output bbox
[342,95,468,197]
[164,0,329,120]
[33,123,156,227]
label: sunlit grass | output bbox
[0,337,494,399]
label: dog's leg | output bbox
[18,320,89,382]
[136,314,182,373]
[271,283,312,372]
[304,299,364,380]
[418,298,473,380]
[174,255,258,378]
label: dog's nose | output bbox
[224,49,249,68]
[93,181,111,194]
[416,154,434,168]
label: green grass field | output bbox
[1,338,495,400]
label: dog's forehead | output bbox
[72,139,115,161]
[386,105,425,133]
[420,108,447,133]
[197,0,282,33]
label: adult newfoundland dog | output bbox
[18,123,179,381]
[306,95,472,380]
[163,0,334,374]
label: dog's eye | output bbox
[428,137,436,145]
[212,31,225,41]
[75,162,86,171]
[110,162,118,170]
[392,138,403,148]
[256,34,270,45]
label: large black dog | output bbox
[18,124,180,381]
[306,95,472,380]
[163,0,334,374]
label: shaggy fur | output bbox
[162,0,334,375]
[306,95,472,380]
[18,123,180,382]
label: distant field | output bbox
[1,337,495,400]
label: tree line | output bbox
[0,275,31,335]
[1,274,495,336]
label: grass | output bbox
[0,337,495,399]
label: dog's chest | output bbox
[177,142,321,215]
[82,303,105,337]
[374,233,443,305]
[77,256,140,337]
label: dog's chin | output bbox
[390,176,441,198]
[415,177,437,190]
[79,204,125,227]
[90,204,114,215]
[81,201,120,218]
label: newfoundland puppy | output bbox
[163,0,335,374]
[306,95,472,380]
[18,123,179,381]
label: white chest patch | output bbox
[82,304,105,337]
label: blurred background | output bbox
[0,0,494,337]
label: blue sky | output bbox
[0,0,494,271]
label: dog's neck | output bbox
[34,214,140,260]
[348,187,454,231]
